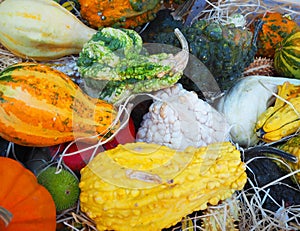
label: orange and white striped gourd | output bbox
[0,62,118,146]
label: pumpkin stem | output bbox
[0,206,13,227]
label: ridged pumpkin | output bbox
[80,142,246,231]
[274,30,300,78]
[0,62,119,147]
[78,0,163,29]
[250,12,300,59]
[0,157,56,231]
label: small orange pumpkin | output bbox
[0,157,56,231]
[250,12,300,58]
[78,0,163,29]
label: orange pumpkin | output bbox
[250,12,300,58]
[0,157,56,231]
[78,0,163,29]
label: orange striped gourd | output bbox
[0,62,118,146]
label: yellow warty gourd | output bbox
[79,142,247,231]
[0,0,97,61]
[256,82,300,142]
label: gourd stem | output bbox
[0,206,13,227]
[172,28,189,72]
[245,146,298,163]
[174,28,189,52]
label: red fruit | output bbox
[49,142,104,173]
[49,117,136,172]
[103,116,136,150]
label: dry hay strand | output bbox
[238,184,300,230]
[162,194,241,231]
[0,45,22,72]
[0,44,79,79]
[238,155,300,231]
[56,202,98,231]
[194,0,300,26]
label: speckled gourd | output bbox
[0,62,118,146]
[78,0,163,29]
[79,141,247,231]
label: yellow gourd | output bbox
[79,142,247,231]
[0,0,97,61]
[256,81,300,142]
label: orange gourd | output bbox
[78,0,163,29]
[250,12,300,58]
[0,157,56,231]
[0,62,119,147]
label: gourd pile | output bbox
[0,0,300,230]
